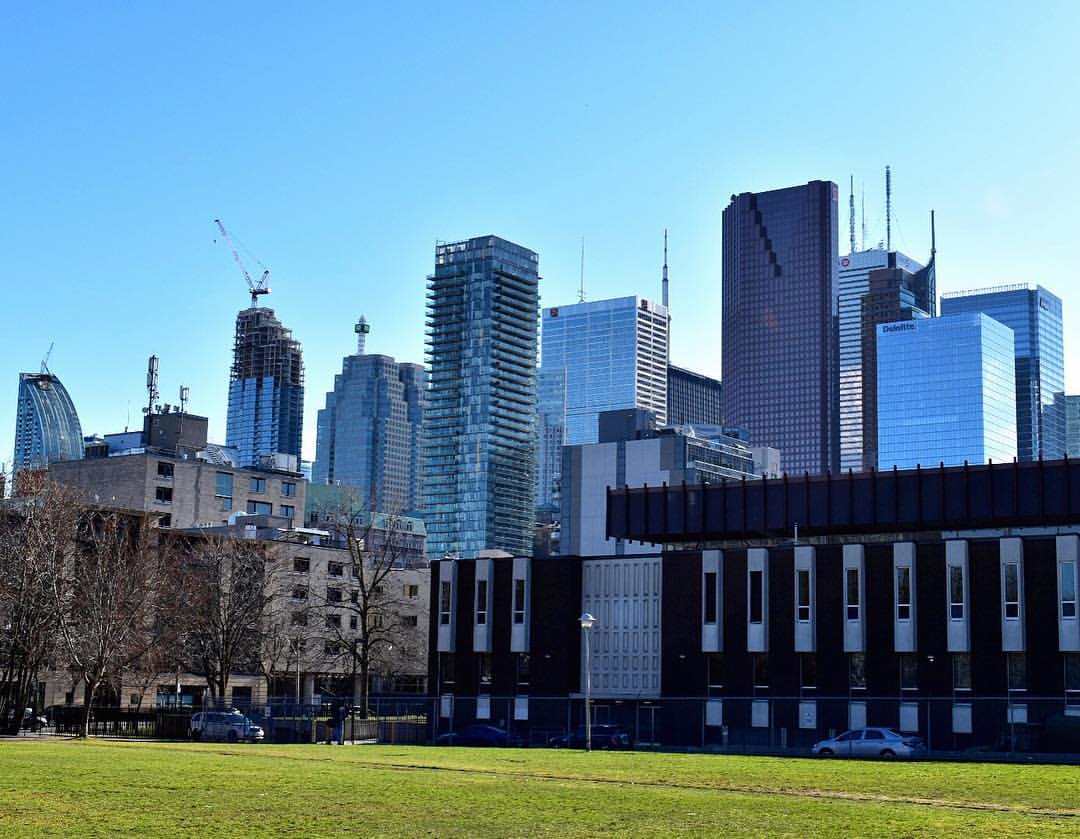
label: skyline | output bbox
[4,3,1080,464]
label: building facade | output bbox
[226,307,305,470]
[12,371,84,475]
[721,181,839,475]
[941,285,1066,461]
[422,236,540,560]
[877,314,1016,470]
[535,367,566,514]
[667,364,723,426]
[313,319,425,515]
[1066,395,1080,457]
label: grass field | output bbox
[1,740,1078,837]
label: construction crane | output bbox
[40,342,54,375]
[214,218,271,306]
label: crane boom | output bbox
[214,218,271,306]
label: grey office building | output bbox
[721,181,840,475]
[422,235,540,559]
[667,364,723,426]
[313,318,425,515]
[940,285,1065,460]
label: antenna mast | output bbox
[355,315,370,354]
[578,237,586,304]
[145,355,160,417]
[662,229,669,308]
[861,183,866,251]
[885,165,892,251]
[848,176,856,254]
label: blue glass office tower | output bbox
[226,306,304,470]
[535,366,566,513]
[12,371,84,474]
[877,314,1016,469]
[722,181,840,475]
[422,236,539,559]
[313,319,425,515]
[940,285,1065,461]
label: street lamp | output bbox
[579,612,596,753]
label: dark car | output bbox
[549,724,633,750]
[435,724,525,747]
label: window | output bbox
[440,653,455,687]
[155,486,173,504]
[849,653,867,689]
[349,616,358,630]
[327,588,343,604]
[753,653,769,688]
[476,580,488,626]
[405,584,419,599]
[1007,654,1027,691]
[156,461,174,478]
[900,654,918,690]
[215,472,233,506]
[247,500,272,516]
[796,568,811,623]
[864,729,884,741]
[707,653,724,695]
[953,654,972,691]
[513,579,526,625]
[440,581,452,626]
[403,615,418,628]
[896,566,912,621]
[324,642,341,657]
[159,513,172,528]
[1061,560,1077,619]
[479,654,493,686]
[282,481,297,498]
[949,565,965,620]
[846,568,860,620]
[372,614,383,628]
[800,654,817,689]
[1065,655,1080,695]
[748,570,763,624]
[250,477,266,493]
[280,505,295,519]
[293,558,310,573]
[517,653,531,686]
[703,571,718,624]
[291,586,307,601]
[291,612,307,627]
[350,590,359,604]
[326,614,341,629]
[1004,563,1021,619]
[328,562,344,577]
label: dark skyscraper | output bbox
[667,364,723,426]
[721,181,840,475]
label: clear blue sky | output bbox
[3,2,1079,464]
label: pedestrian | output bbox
[336,702,347,745]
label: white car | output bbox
[190,710,264,743]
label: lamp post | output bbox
[579,612,596,752]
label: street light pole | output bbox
[579,612,596,753]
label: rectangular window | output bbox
[1061,561,1077,619]
[846,568,860,620]
[707,653,724,696]
[479,654,493,686]
[440,653,455,687]
[291,586,307,600]
[247,500,272,516]
[440,580,452,626]
[293,557,310,573]
[281,481,297,498]
[325,614,341,629]
[156,461,174,478]
[476,580,488,626]
[405,584,419,599]
[159,513,171,528]
[748,570,763,624]
[280,505,295,519]
[1004,563,1020,619]
[517,653,531,686]
[800,654,817,689]
[1065,654,1080,694]
[349,616,358,630]
[900,654,918,690]
[327,588,343,604]
[953,654,972,691]
[849,653,867,689]
[949,565,965,620]
[753,653,769,688]
[350,590,359,604]
[796,568,811,623]
[250,477,266,493]
[155,486,173,504]
[403,615,418,628]
[324,642,341,657]
[703,571,718,624]
[291,612,307,626]
[513,579,526,625]
[896,566,912,621]
[328,562,344,577]
[1007,654,1027,691]
[215,471,233,499]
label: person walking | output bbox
[335,702,347,745]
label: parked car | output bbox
[190,710,264,743]
[812,728,925,759]
[8,707,48,731]
[549,724,633,750]
[435,724,525,747]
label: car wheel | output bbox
[818,748,833,757]
[227,730,238,743]
[880,749,895,759]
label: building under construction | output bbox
[226,307,304,471]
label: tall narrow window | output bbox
[513,579,526,625]
[1065,655,1080,700]
[1007,654,1027,691]
[439,580,452,626]
[900,654,918,690]
[796,568,811,623]
[800,654,817,690]
[952,654,972,691]
[949,565,965,620]
[479,654,493,686]
[476,580,488,626]
[703,571,718,624]
[752,653,769,688]
[896,566,912,620]
[1004,563,1020,619]
[1061,561,1077,618]
[849,653,867,689]
[707,653,724,696]
[846,568,860,620]
[748,570,763,624]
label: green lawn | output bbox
[1,740,1078,837]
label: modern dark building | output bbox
[667,364,723,426]
[313,317,425,515]
[941,285,1065,461]
[226,306,305,471]
[12,370,84,475]
[721,181,839,475]
[422,235,540,560]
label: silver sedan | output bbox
[812,727,926,759]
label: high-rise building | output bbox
[535,366,566,514]
[422,235,540,559]
[721,181,840,475]
[940,285,1065,461]
[1066,395,1080,457]
[877,314,1016,469]
[226,307,304,471]
[12,371,84,474]
[313,318,425,515]
[667,364,723,426]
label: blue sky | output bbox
[3,2,1079,463]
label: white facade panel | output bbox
[510,557,531,653]
[794,546,816,652]
[747,548,768,652]
[893,542,917,652]
[577,443,619,556]
[701,550,723,652]
[436,561,457,653]
[751,699,769,728]
[843,545,866,652]
[1057,535,1080,652]
[848,700,867,731]
[946,540,971,652]
[1000,538,1025,652]
[472,558,493,653]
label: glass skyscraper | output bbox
[422,235,539,559]
[1066,395,1080,457]
[535,366,566,513]
[667,364,723,426]
[721,181,839,475]
[877,314,1016,469]
[940,285,1065,461]
[226,306,305,470]
[12,371,84,474]
[313,319,425,515]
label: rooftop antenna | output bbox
[848,176,856,255]
[40,342,54,375]
[861,182,866,251]
[885,165,892,251]
[145,355,159,417]
[354,315,370,354]
[578,237,586,303]
[662,229,669,308]
[930,209,937,261]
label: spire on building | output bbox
[662,229,669,308]
[355,315,370,355]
